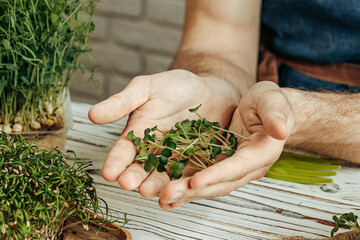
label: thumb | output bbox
[257,89,293,140]
[88,76,151,124]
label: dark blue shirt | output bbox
[261,0,360,92]
[261,0,360,64]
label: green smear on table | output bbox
[266,152,341,184]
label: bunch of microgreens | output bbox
[127,105,249,179]
[0,133,127,240]
[0,0,98,133]
[331,212,360,239]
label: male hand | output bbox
[88,69,241,198]
[158,81,295,209]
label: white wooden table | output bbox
[66,102,360,240]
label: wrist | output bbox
[198,74,243,104]
[171,51,255,98]
[280,88,307,142]
[280,88,326,148]
[280,88,360,162]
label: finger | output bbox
[159,166,270,209]
[159,177,191,207]
[184,166,269,201]
[138,170,171,198]
[117,162,148,190]
[257,89,293,140]
[88,76,151,124]
[102,136,137,182]
[102,120,147,183]
[190,135,280,189]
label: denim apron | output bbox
[261,0,360,92]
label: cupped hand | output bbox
[88,69,240,198]
[158,81,295,209]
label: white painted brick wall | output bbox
[96,0,143,17]
[70,0,186,104]
[147,0,185,26]
[111,20,182,54]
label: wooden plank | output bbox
[65,102,360,239]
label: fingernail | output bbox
[168,192,183,204]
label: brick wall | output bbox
[70,0,185,104]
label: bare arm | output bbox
[283,89,360,163]
[171,0,262,98]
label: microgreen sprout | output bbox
[0,133,127,240]
[0,0,98,132]
[331,212,360,239]
[127,105,249,179]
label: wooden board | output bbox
[65,102,360,240]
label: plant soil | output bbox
[60,216,131,240]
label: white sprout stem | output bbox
[212,126,250,140]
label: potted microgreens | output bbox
[0,133,131,240]
[0,0,97,149]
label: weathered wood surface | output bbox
[66,102,360,240]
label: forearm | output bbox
[283,88,360,163]
[171,0,261,97]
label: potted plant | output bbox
[0,0,97,149]
[0,132,131,240]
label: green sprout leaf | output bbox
[213,147,222,155]
[181,158,190,165]
[144,153,159,172]
[144,128,151,135]
[143,135,150,141]
[167,141,176,149]
[194,119,202,128]
[189,104,202,113]
[127,130,137,141]
[229,134,238,149]
[170,161,186,179]
[226,149,235,157]
[161,149,172,158]
[172,161,186,171]
[170,170,182,179]
[133,138,141,146]
[0,80,8,89]
[181,119,194,133]
[202,118,212,128]
[157,164,167,173]
[184,149,195,158]
[210,139,217,145]
[164,137,177,147]
[159,156,168,165]
[139,148,149,158]
[212,122,220,129]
